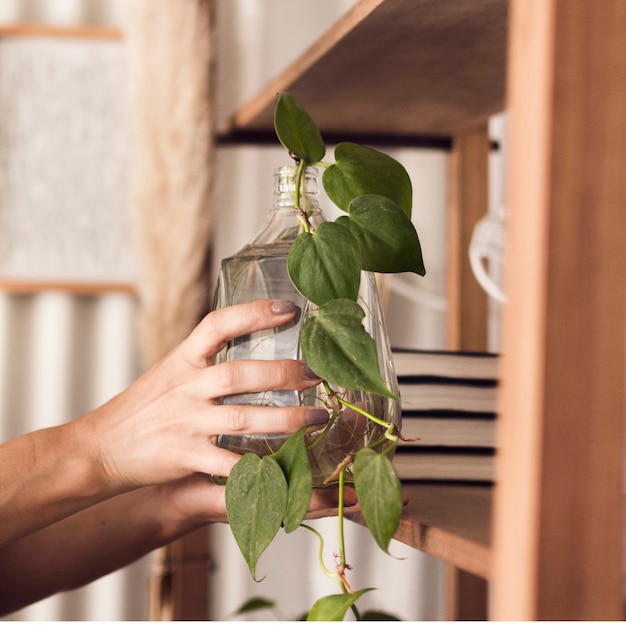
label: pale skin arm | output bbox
[0,300,335,615]
[0,476,352,615]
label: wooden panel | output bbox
[349,482,492,579]
[445,126,491,619]
[218,0,508,143]
[447,568,490,621]
[492,0,626,619]
[0,24,123,39]
[149,529,211,621]
[0,280,136,296]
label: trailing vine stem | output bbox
[291,156,334,233]
[322,380,398,440]
[300,524,336,579]
[338,463,362,621]
[292,156,314,233]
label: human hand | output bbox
[150,473,359,526]
[75,300,328,497]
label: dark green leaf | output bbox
[231,597,275,617]
[300,299,396,399]
[271,427,313,533]
[225,453,288,580]
[361,609,402,621]
[353,448,402,553]
[323,142,412,217]
[306,589,373,621]
[274,92,326,164]
[287,221,361,306]
[336,194,425,275]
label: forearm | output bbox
[0,422,115,547]
[0,484,206,616]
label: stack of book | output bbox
[391,348,499,483]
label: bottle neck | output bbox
[273,165,321,212]
[245,166,324,250]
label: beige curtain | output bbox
[126,0,216,367]
[125,0,216,619]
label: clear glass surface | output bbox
[213,166,400,485]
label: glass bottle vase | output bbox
[212,165,400,486]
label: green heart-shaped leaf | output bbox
[361,609,402,621]
[306,589,373,621]
[225,453,288,580]
[353,448,402,553]
[274,92,326,164]
[300,300,396,399]
[231,597,275,617]
[323,142,412,217]
[336,195,425,275]
[271,427,313,533]
[287,221,361,306]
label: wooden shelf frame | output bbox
[217,0,508,146]
[208,0,626,620]
[0,280,136,296]
[491,0,626,619]
[0,24,123,40]
[350,482,493,579]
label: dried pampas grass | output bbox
[126,0,216,366]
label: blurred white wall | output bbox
[0,291,147,621]
[0,0,124,26]
[0,1,150,621]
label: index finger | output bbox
[178,299,299,367]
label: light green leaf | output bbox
[306,589,373,621]
[336,194,425,275]
[353,448,402,553]
[271,427,313,533]
[287,221,361,306]
[300,300,396,399]
[323,142,412,217]
[274,92,326,164]
[225,453,288,580]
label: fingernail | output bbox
[301,363,321,380]
[306,408,330,425]
[271,300,296,315]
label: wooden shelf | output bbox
[0,280,137,296]
[217,0,509,146]
[0,24,123,40]
[349,482,492,579]
[209,0,626,619]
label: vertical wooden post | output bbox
[446,125,490,352]
[149,528,212,620]
[445,125,491,619]
[492,0,626,619]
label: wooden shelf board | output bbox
[0,24,123,40]
[218,0,509,144]
[348,481,493,579]
[0,280,137,296]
